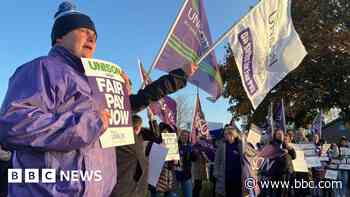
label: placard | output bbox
[331,159,341,164]
[324,170,338,180]
[298,144,316,150]
[292,150,308,172]
[292,159,309,172]
[340,147,350,157]
[295,150,305,160]
[328,164,338,169]
[338,164,350,170]
[148,144,168,186]
[247,125,262,147]
[341,158,347,164]
[82,58,134,148]
[304,149,316,157]
[162,133,180,161]
[319,156,330,162]
[305,157,322,168]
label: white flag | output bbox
[228,0,307,109]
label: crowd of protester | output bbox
[1,1,349,197]
[2,112,350,197]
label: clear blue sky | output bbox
[0,0,257,126]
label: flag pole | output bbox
[282,98,286,133]
[190,92,199,144]
[195,23,235,65]
[195,2,260,66]
[137,58,145,89]
[149,0,190,75]
[270,102,275,138]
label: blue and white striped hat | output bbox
[51,1,96,46]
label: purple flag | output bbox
[152,0,223,100]
[257,144,284,159]
[138,60,177,128]
[311,110,323,138]
[191,94,209,144]
[274,99,286,132]
[158,97,177,128]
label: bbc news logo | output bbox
[8,169,102,183]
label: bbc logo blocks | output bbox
[8,169,56,183]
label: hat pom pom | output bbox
[54,1,77,18]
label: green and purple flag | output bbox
[152,0,223,100]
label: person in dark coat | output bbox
[268,129,296,197]
[176,130,193,197]
[214,127,243,197]
[110,115,150,197]
[149,122,178,197]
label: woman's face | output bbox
[225,132,235,144]
[275,130,284,141]
[180,132,189,142]
[284,135,291,144]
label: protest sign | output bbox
[82,58,134,148]
[324,170,338,180]
[292,150,308,172]
[247,125,262,147]
[304,149,317,157]
[292,159,309,172]
[338,164,350,170]
[305,157,322,168]
[340,147,350,157]
[148,144,169,186]
[162,133,180,161]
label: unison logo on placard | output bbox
[8,169,102,183]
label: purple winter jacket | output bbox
[0,46,116,197]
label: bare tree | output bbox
[175,95,193,130]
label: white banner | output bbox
[148,143,169,186]
[324,170,338,180]
[162,133,180,161]
[228,0,307,109]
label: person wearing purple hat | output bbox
[0,1,197,197]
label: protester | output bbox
[267,129,296,197]
[110,115,150,197]
[286,129,296,143]
[328,143,339,159]
[295,128,309,144]
[0,2,197,197]
[149,123,178,197]
[175,130,193,197]
[213,127,242,197]
[311,134,325,197]
[192,135,210,197]
[141,108,162,144]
